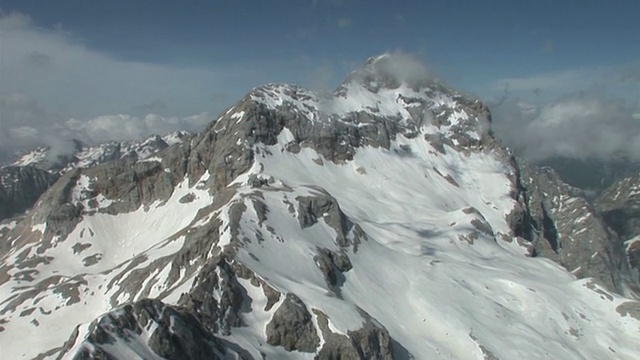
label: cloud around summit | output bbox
[1,7,638,167]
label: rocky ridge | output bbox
[511,161,634,295]
[596,173,640,291]
[0,131,191,223]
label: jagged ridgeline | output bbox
[1,54,639,360]
[0,131,191,222]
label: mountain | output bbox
[596,173,640,288]
[1,54,639,359]
[8,131,191,171]
[539,156,640,198]
[0,131,191,222]
[0,166,60,221]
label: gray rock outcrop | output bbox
[596,172,640,291]
[57,298,234,360]
[266,293,320,352]
[0,165,59,221]
[510,159,632,294]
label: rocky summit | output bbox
[1,54,639,359]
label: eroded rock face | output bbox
[296,192,355,247]
[510,159,631,293]
[178,258,245,336]
[314,309,394,360]
[0,165,59,221]
[596,173,640,240]
[266,293,320,352]
[314,248,352,296]
[58,298,232,360]
[1,132,192,223]
[596,173,640,290]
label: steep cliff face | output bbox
[0,165,59,221]
[510,161,634,295]
[596,173,640,292]
[1,54,639,360]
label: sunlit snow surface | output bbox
[0,173,214,359]
[231,130,639,359]
[1,80,639,359]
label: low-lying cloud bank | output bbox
[490,87,640,163]
[0,110,214,163]
[0,10,239,159]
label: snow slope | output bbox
[231,131,639,359]
[0,173,213,359]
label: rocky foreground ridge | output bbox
[1,54,639,359]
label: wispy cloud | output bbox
[289,27,316,39]
[489,63,640,164]
[540,39,555,53]
[0,11,252,155]
[311,0,354,8]
[491,87,640,162]
[620,63,640,84]
[492,68,598,93]
[337,17,352,28]
[61,113,213,144]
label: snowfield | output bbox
[225,128,639,359]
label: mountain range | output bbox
[1,54,639,359]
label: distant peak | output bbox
[364,53,392,65]
[343,52,433,93]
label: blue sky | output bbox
[1,0,639,160]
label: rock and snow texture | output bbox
[0,131,192,222]
[0,165,59,221]
[9,131,192,171]
[596,172,640,292]
[1,54,640,359]
[512,162,635,295]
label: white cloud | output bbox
[0,11,33,30]
[59,113,213,144]
[488,62,640,164]
[491,89,640,162]
[0,11,258,155]
[540,40,555,54]
[0,15,232,116]
[337,17,352,28]
[349,52,432,88]
[492,68,597,93]
[8,126,39,141]
[620,63,640,83]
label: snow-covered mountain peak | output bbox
[6,130,192,172]
[10,147,49,167]
[341,52,433,93]
[2,56,640,359]
[231,57,492,166]
[162,130,191,146]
